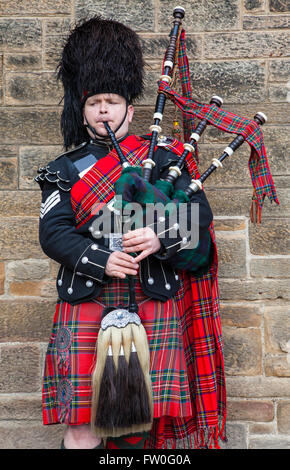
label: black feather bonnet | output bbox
[57,16,145,149]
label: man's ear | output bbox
[128,104,134,124]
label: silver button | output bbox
[175,274,179,280]
[57,279,63,286]
[148,277,154,285]
[86,280,93,288]
[91,244,98,250]
[81,256,88,264]
[165,283,171,290]
[67,287,73,295]
[182,237,188,244]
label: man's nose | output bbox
[99,100,108,113]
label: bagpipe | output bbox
[91,6,279,439]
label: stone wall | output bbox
[0,0,289,449]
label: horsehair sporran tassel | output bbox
[91,309,153,438]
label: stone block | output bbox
[197,144,252,188]
[249,436,290,449]
[9,280,46,297]
[204,32,290,59]
[206,189,255,217]
[0,344,41,393]
[140,35,202,60]
[0,0,71,15]
[0,395,41,421]
[19,145,63,190]
[207,186,286,221]
[266,143,288,177]
[50,259,60,278]
[220,422,247,449]
[264,305,290,354]
[131,106,175,137]
[223,103,290,124]
[0,218,43,260]
[40,279,57,298]
[249,422,275,434]
[0,422,65,449]
[189,60,266,104]
[220,303,262,328]
[4,53,42,71]
[0,191,41,217]
[6,259,50,281]
[259,189,290,218]
[249,218,289,255]
[270,0,290,12]
[0,262,4,294]
[265,355,290,377]
[269,83,289,102]
[6,72,62,106]
[44,18,71,36]
[43,18,71,69]
[250,258,290,278]
[277,401,290,433]
[75,0,155,31]
[243,15,290,29]
[219,279,290,301]
[228,400,274,422]
[0,109,62,145]
[226,376,290,398]
[0,158,18,190]
[0,53,2,104]
[0,19,41,52]
[0,145,18,158]
[215,231,247,278]
[223,326,262,376]
[244,0,266,11]
[213,218,246,231]
[0,299,55,342]
[269,60,290,81]
[137,62,161,106]
[158,0,239,32]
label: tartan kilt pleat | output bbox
[42,275,194,428]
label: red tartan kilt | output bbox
[42,275,194,431]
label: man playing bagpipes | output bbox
[35,10,278,450]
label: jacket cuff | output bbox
[75,242,112,283]
[152,218,189,261]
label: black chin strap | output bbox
[84,101,129,141]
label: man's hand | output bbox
[105,251,139,279]
[122,227,161,263]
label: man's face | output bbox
[83,93,134,140]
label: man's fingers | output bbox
[114,257,138,269]
[134,249,151,263]
[111,251,137,265]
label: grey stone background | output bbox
[0,0,289,449]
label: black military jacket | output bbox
[35,135,213,305]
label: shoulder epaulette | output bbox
[54,141,88,161]
[34,142,88,191]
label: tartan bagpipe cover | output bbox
[70,135,227,448]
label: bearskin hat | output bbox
[57,16,145,149]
